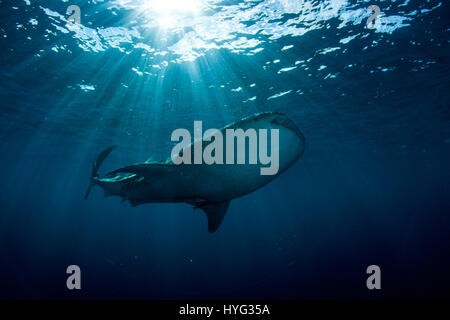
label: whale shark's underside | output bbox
[85,112,305,233]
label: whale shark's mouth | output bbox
[270,113,305,153]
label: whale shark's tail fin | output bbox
[195,201,230,233]
[85,145,117,200]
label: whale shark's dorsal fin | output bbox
[195,201,230,233]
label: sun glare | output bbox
[142,0,203,27]
[147,0,202,14]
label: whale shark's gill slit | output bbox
[194,201,230,233]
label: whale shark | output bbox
[85,112,305,233]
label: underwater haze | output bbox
[0,0,450,299]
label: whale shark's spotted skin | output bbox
[85,112,305,233]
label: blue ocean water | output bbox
[0,0,449,299]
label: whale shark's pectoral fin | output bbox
[194,201,230,233]
[104,189,114,197]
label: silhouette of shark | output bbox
[85,112,305,233]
